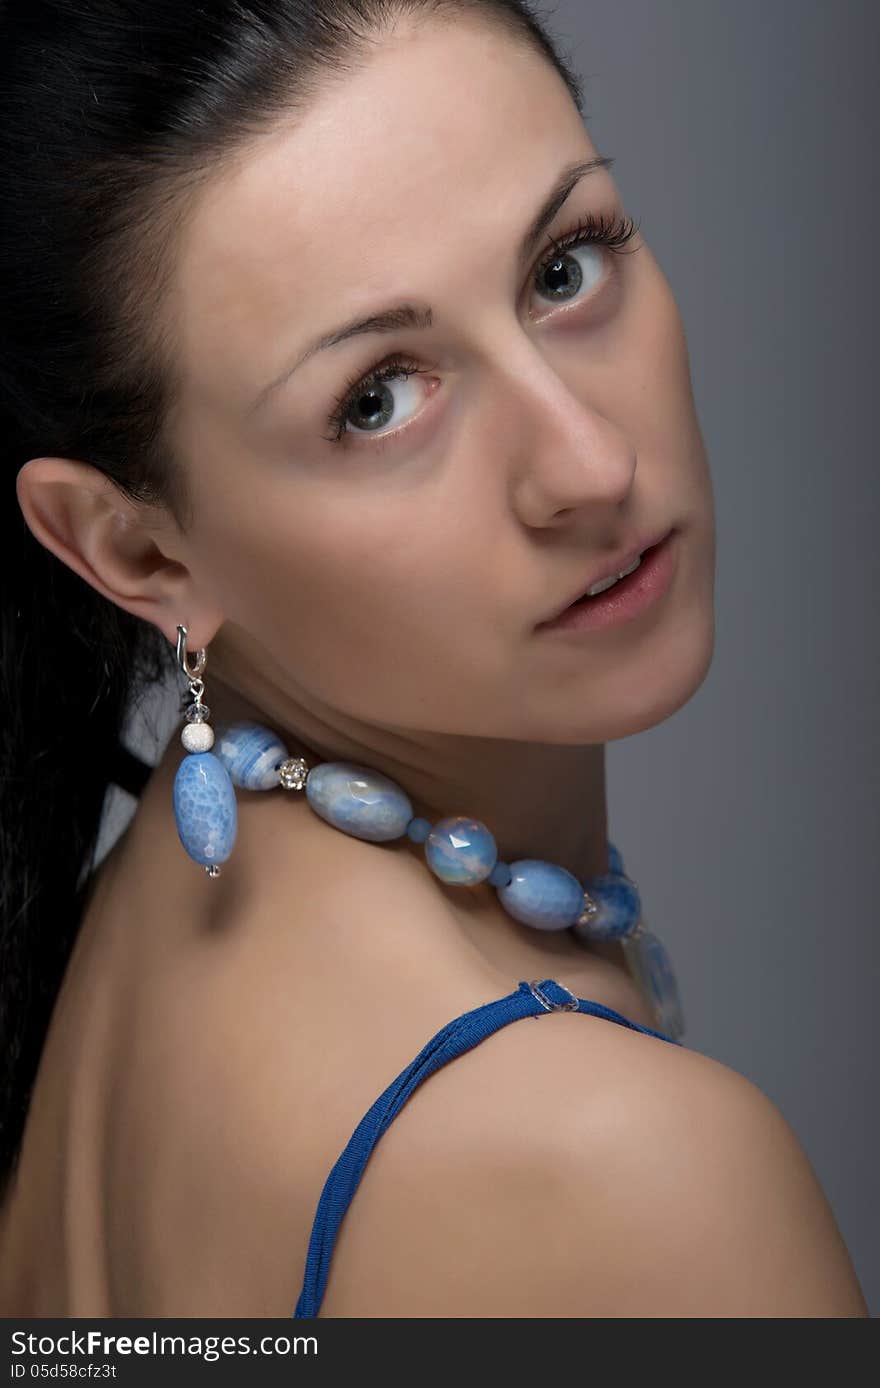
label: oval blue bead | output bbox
[213,720,291,790]
[173,751,238,867]
[496,858,584,930]
[424,816,496,886]
[305,762,412,842]
[574,872,641,941]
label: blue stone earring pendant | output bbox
[172,624,238,876]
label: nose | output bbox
[500,351,637,526]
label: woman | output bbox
[0,0,868,1316]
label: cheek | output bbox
[195,476,504,723]
[619,268,706,456]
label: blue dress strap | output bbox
[293,977,680,1317]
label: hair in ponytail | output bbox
[0,0,585,1196]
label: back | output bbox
[0,788,671,1316]
[0,772,868,1317]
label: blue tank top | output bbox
[292,976,681,1317]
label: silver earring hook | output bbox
[176,624,207,681]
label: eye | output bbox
[322,207,640,446]
[532,209,637,306]
[322,355,430,445]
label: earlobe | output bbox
[14,454,222,653]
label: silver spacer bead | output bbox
[205,864,221,878]
[277,756,309,791]
[576,891,599,928]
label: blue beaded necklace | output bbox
[171,624,684,1041]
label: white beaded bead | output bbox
[181,721,215,752]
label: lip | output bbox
[536,526,675,627]
[535,528,678,634]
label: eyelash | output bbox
[322,207,641,445]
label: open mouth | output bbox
[571,535,665,607]
[537,529,678,635]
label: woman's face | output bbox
[162,16,715,747]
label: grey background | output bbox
[94,0,878,1312]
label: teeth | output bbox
[585,553,642,597]
[618,554,643,579]
[585,573,620,597]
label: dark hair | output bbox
[0,0,585,1194]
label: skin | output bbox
[2,15,784,1315]
[16,15,715,974]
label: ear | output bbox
[15,456,224,653]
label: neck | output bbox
[154,673,635,995]
[203,676,611,886]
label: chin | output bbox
[605,524,717,739]
[602,608,716,742]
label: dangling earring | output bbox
[173,623,237,877]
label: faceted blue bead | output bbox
[173,751,237,867]
[305,762,412,842]
[496,858,584,931]
[623,928,685,1041]
[213,720,291,790]
[425,816,496,886]
[573,872,641,941]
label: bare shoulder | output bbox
[97,795,868,1317]
[317,1014,870,1317]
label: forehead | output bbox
[170,18,597,412]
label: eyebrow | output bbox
[247,154,615,415]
